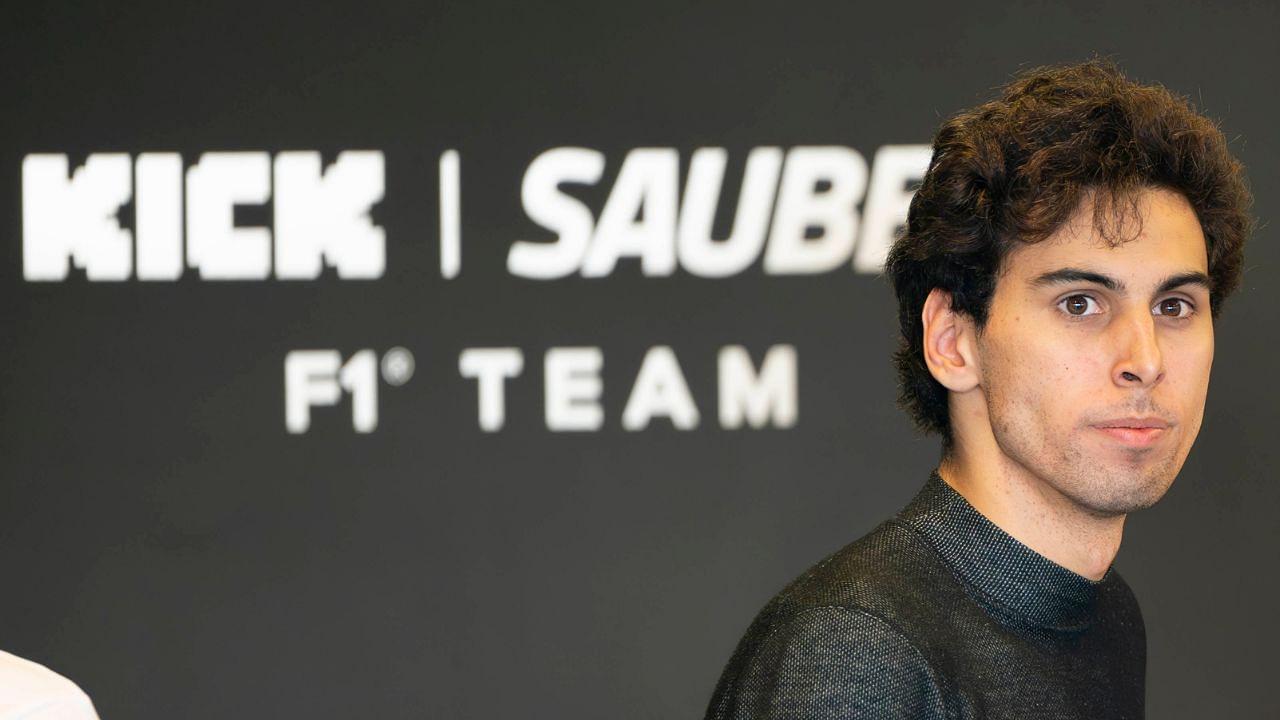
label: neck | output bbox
[938,440,1126,581]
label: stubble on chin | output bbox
[1049,439,1183,517]
[985,395,1184,520]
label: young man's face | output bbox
[972,186,1214,517]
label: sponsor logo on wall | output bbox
[21,145,929,433]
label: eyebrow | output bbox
[1029,268,1212,295]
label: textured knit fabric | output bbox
[705,471,1145,719]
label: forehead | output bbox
[1003,187,1209,282]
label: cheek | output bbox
[1164,333,1215,418]
[1013,325,1097,387]
[982,321,1111,432]
[982,325,1071,418]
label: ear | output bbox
[921,288,980,393]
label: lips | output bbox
[1092,417,1172,447]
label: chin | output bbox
[1054,452,1183,517]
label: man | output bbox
[704,60,1251,719]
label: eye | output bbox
[1058,294,1100,317]
[1153,297,1194,318]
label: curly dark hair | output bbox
[885,59,1252,447]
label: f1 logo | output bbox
[284,350,378,433]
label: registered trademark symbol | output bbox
[381,347,415,386]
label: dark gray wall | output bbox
[1,1,1276,717]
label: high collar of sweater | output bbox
[895,470,1112,634]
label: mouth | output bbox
[1091,417,1173,448]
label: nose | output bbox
[1112,309,1164,388]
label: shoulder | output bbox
[775,519,958,622]
[0,651,100,720]
[706,523,954,719]
[708,605,948,719]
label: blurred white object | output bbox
[0,651,99,719]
